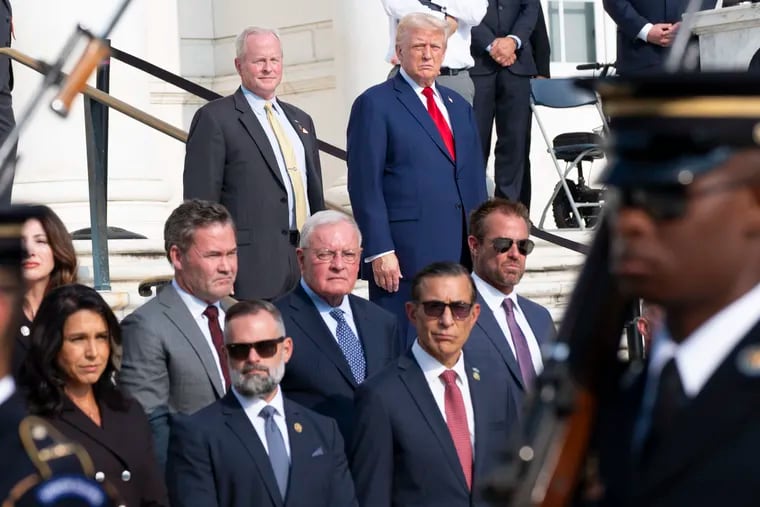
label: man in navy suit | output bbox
[275,211,401,443]
[471,0,539,207]
[347,13,488,344]
[465,198,555,407]
[350,262,517,507]
[603,0,715,75]
[166,300,357,507]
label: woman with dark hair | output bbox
[13,206,78,373]
[20,284,168,507]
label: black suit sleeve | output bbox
[325,417,360,507]
[183,105,225,202]
[513,0,540,47]
[166,414,219,507]
[349,386,393,507]
[531,4,551,77]
[128,401,170,506]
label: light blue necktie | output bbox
[329,308,367,383]
[260,405,290,499]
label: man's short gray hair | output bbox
[299,210,363,248]
[396,12,448,46]
[235,26,281,59]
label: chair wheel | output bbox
[552,180,603,228]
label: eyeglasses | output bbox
[416,300,474,320]
[612,176,757,221]
[491,237,535,256]
[303,248,361,264]
[225,337,285,360]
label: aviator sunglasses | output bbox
[491,237,535,256]
[416,300,474,320]
[225,337,286,360]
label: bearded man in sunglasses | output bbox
[464,198,555,407]
[166,300,358,507]
[350,262,517,507]
[588,73,760,507]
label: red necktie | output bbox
[422,86,456,160]
[203,305,231,390]
[440,370,472,490]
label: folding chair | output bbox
[530,78,608,229]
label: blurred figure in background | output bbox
[20,284,168,507]
[636,300,664,353]
[13,205,78,376]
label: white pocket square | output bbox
[311,447,324,457]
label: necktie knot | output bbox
[329,308,346,323]
[264,101,274,113]
[422,86,435,100]
[440,369,458,386]
[203,304,219,320]
[260,405,277,420]
[502,298,514,315]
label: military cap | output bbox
[582,72,760,187]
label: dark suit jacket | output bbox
[347,73,487,281]
[166,391,358,507]
[120,284,231,470]
[184,88,325,300]
[470,0,540,77]
[0,0,11,93]
[0,390,36,502]
[596,320,760,506]
[349,349,518,507]
[603,0,714,75]
[466,291,555,408]
[46,395,168,507]
[531,3,551,77]
[275,284,401,442]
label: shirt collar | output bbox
[241,86,280,113]
[471,272,521,314]
[171,279,221,318]
[649,281,760,396]
[300,278,350,314]
[232,384,286,418]
[399,67,440,99]
[411,339,468,383]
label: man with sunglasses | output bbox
[588,73,760,506]
[167,300,358,507]
[350,262,517,507]
[275,211,400,445]
[465,198,555,404]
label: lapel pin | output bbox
[300,126,309,134]
[448,96,453,103]
[294,422,303,433]
[472,368,481,381]
[737,346,760,377]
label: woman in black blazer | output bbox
[20,284,168,507]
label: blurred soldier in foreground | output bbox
[594,73,760,506]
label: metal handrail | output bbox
[0,47,187,143]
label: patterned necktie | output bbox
[329,308,367,383]
[502,298,536,389]
[264,101,308,230]
[440,370,472,490]
[259,405,290,499]
[421,86,456,160]
[202,305,230,390]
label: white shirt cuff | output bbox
[365,250,395,263]
[507,34,522,49]
[638,23,653,42]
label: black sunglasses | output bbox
[491,237,535,256]
[416,300,474,320]
[225,337,286,360]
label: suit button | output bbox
[95,471,105,482]
[121,470,131,482]
[280,197,287,203]
[498,5,503,9]
[281,230,288,236]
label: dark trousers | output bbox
[472,69,532,208]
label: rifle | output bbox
[484,213,633,506]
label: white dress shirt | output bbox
[241,87,311,229]
[411,341,475,448]
[472,273,544,374]
[300,279,360,344]
[232,386,292,459]
[172,279,227,391]
[383,0,488,69]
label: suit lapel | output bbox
[233,88,287,192]
[287,286,357,387]
[474,292,525,391]
[393,74,454,164]
[398,352,469,490]
[441,88,467,174]
[159,285,224,398]
[222,393,284,507]
[57,399,131,468]
[517,295,556,344]
[283,400,317,505]
[637,323,760,493]
[350,295,385,378]
[279,102,323,206]
[467,356,494,485]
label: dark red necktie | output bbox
[440,370,472,490]
[422,86,456,160]
[203,305,231,390]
